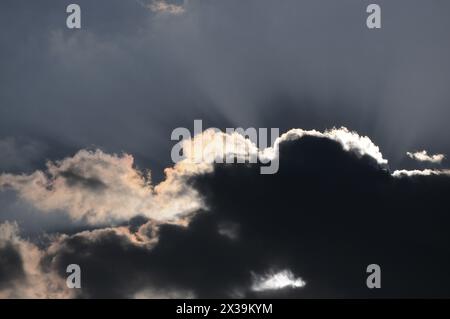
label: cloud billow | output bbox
[1,128,450,298]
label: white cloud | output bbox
[251,270,306,292]
[0,149,203,225]
[181,126,387,166]
[181,128,260,166]
[406,150,445,164]
[266,127,387,165]
[392,169,450,177]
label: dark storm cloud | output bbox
[0,243,25,289]
[2,0,450,298]
[32,135,450,298]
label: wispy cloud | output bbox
[136,0,185,15]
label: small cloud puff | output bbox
[407,150,445,164]
[251,270,306,292]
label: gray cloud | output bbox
[2,0,450,174]
[0,137,47,172]
[0,222,71,298]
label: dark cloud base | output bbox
[31,135,450,298]
[0,243,25,290]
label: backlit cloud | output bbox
[251,270,306,291]
[1,127,450,298]
[407,150,445,164]
[0,149,203,225]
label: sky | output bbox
[1,0,450,298]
